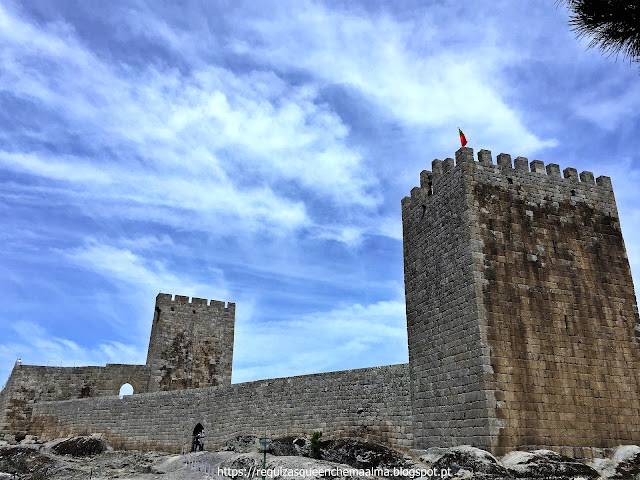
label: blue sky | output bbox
[1,0,639,388]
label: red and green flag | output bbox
[458,127,468,147]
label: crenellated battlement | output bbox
[403,147,613,206]
[155,292,235,313]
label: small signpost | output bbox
[259,436,271,480]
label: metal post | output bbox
[259,436,271,480]
[263,449,266,480]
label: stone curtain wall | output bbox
[464,148,640,456]
[0,363,149,439]
[401,160,493,450]
[30,364,413,453]
[402,146,640,457]
[145,294,235,392]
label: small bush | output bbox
[309,431,322,459]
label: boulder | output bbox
[432,445,511,479]
[591,458,619,479]
[224,435,259,453]
[0,445,81,477]
[592,445,640,479]
[319,437,417,470]
[612,445,640,479]
[501,449,599,479]
[410,447,450,465]
[270,436,309,456]
[20,435,39,445]
[50,435,110,457]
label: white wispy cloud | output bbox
[0,321,145,386]
[62,239,228,302]
[0,2,380,244]
[232,298,408,383]
[230,1,557,154]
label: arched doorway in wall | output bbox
[119,383,134,398]
[192,423,205,452]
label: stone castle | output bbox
[1,146,639,458]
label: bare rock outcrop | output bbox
[0,445,83,479]
[430,445,509,479]
[591,445,640,479]
[50,435,111,456]
[501,449,599,479]
[319,437,418,470]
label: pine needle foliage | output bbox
[557,0,640,66]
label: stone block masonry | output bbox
[146,293,235,391]
[402,157,492,450]
[402,147,640,457]
[30,364,413,453]
[0,363,149,439]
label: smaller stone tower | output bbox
[146,293,235,392]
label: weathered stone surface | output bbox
[431,445,510,479]
[50,435,111,456]
[319,437,416,470]
[502,449,599,479]
[182,450,380,480]
[270,436,308,456]
[0,444,173,479]
[0,362,150,439]
[410,447,450,464]
[146,294,235,392]
[592,445,640,479]
[224,435,259,453]
[471,158,640,455]
[402,158,492,450]
[0,445,79,477]
[0,293,235,440]
[613,445,640,472]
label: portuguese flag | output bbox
[459,127,468,147]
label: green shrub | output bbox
[310,431,322,459]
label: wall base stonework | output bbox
[29,364,413,453]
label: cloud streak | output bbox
[233,298,407,383]
[231,2,557,153]
[0,321,145,381]
[0,2,381,244]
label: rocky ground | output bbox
[1,435,639,480]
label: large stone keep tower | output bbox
[402,147,640,456]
